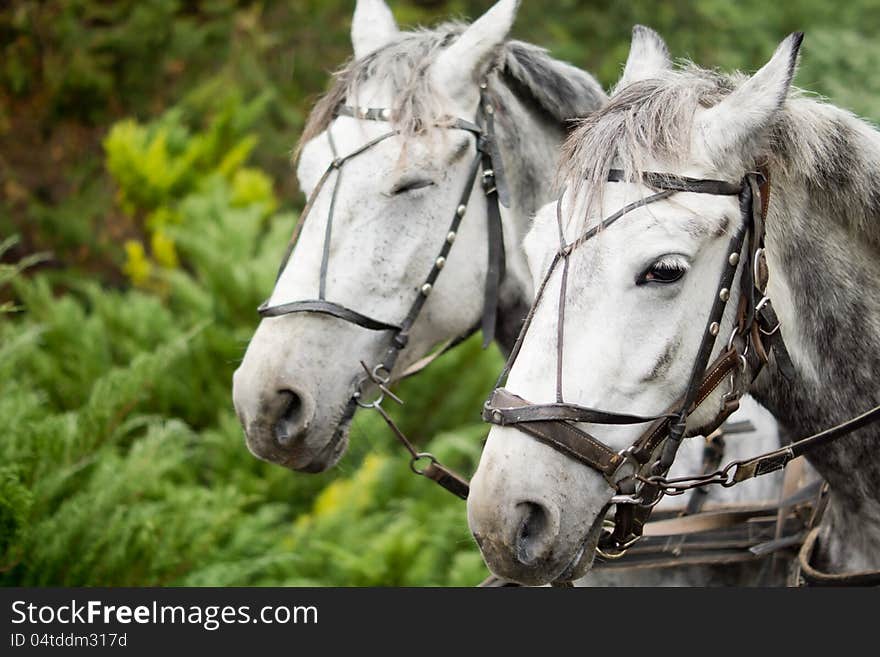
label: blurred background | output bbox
[1,0,878,586]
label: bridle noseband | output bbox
[484,166,790,555]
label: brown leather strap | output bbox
[487,389,673,426]
[512,419,623,482]
[422,462,470,500]
[797,528,880,586]
[484,389,624,481]
[597,504,810,571]
[630,346,742,464]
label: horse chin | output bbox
[288,401,357,473]
[298,414,353,473]
[551,512,605,585]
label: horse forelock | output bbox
[558,64,741,225]
[559,61,880,247]
[293,21,606,165]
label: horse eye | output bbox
[637,258,689,285]
[389,178,435,195]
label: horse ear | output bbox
[352,0,399,60]
[696,32,803,163]
[612,25,670,94]
[433,0,520,101]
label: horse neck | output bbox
[491,88,567,353]
[751,159,880,573]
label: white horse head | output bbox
[233,0,605,472]
[468,27,808,585]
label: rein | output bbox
[258,81,508,499]
[482,166,880,570]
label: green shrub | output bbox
[0,99,497,586]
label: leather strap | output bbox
[258,299,401,330]
[607,169,743,196]
[797,528,880,586]
[629,346,743,466]
[422,462,470,500]
[480,129,506,347]
[486,389,674,426]
[483,390,624,481]
[730,402,880,483]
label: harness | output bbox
[482,167,880,568]
[258,82,508,497]
[261,87,880,584]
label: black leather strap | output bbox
[478,103,507,347]
[730,401,880,483]
[336,105,393,122]
[257,299,400,331]
[608,169,743,196]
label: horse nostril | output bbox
[273,389,310,447]
[514,501,557,566]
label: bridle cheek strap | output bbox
[258,86,509,386]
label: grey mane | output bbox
[295,22,605,161]
[502,40,606,125]
[561,63,880,247]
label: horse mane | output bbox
[559,62,880,246]
[293,22,605,162]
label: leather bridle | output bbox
[258,82,508,492]
[483,166,880,562]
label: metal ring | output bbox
[372,363,391,385]
[595,520,641,559]
[353,378,384,408]
[726,326,743,351]
[410,452,438,475]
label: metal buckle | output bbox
[753,247,767,294]
[755,296,782,336]
[482,168,497,195]
[595,519,642,559]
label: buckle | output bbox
[753,248,768,294]
[482,168,497,195]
